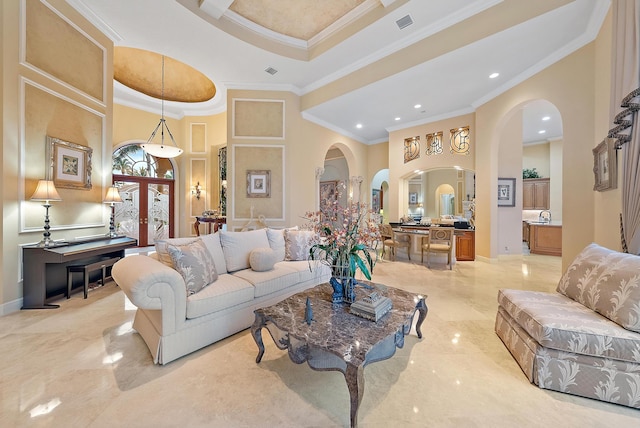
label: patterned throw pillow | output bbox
[557,243,640,332]
[167,239,218,296]
[266,226,298,262]
[284,230,318,261]
[249,248,276,272]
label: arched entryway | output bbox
[112,143,176,247]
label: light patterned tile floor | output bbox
[1,252,639,427]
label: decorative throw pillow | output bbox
[167,239,218,296]
[155,237,200,267]
[249,248,276,272]
[557,243,640,332]
[220,229,270,272]
[284,230,318,261]
[266,226,299,262]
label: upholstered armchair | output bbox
[421,227,454,269]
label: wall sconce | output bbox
[192,181,202,200]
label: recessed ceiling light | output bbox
[395,117,401,121]
[489,72,500,79]
[538,130,546,134]
[414,104,421,109]
[542,116,551,121]
[356,123,363,129]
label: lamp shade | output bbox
[30,180,62,202]
[103,186,123,204]
[140,141,183,158]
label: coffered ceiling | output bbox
[67,0,609,145]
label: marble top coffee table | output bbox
[250,281,428,427]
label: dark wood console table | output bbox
[22,236,137,309]
[194,216,226,236]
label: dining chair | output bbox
[421,227,454,269]
[381,224,411,261]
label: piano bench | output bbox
[66,256,120,299]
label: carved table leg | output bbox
[193,218,201,236]
[250,315,266,363]
[414,298,428,339]
[344,364,365,428]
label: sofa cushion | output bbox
[249,248,276,272]
[277,260,331,284]
[220,229,270,273]
[284,229,317,261]
[155,237,200,267]
[200,232,228,274]
[233,264,300,298]
[557,243,640,333]
[498,289,640,363]
[167,239,218,296]
[266,227,298,262]
[186,274,254,319]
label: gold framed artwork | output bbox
[46,136,92,190]
[593,137,617,192]
[404,136,420,163]
[246,169,271,197]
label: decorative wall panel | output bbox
[450,126,470,155]
[233,99,285,139]
[191,123,206,153]
[233,145,284,220]
[190,158,206,217]
[24,0,105,102]
[404,136,420,163]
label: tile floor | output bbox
[1,252,639,427]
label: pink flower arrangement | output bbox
[303,182,381,280]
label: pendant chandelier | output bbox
[141,55,183,158]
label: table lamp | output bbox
[30,180,62,247]
[103,186,123,238]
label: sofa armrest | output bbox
[111,255,187,335]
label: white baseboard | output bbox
[1,298,23,316]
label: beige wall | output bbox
[593,8,621,251]
[475,41,601,269]
[112,104,227,237]
[227,89,368,231]
[523,143,550,177]
[387,113,476,221]
[497,111,524,255]
[2,0,113,312]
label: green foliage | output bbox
[523,168,541,179]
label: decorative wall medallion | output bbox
[425,131,443,156]
[404,136,420,163]
[450,126,470,155]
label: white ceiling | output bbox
[67,0,608,145]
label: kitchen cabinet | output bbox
[455,230,475,261]
[523,178,550,210]
[529,224,562,256]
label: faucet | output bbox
[539,210,551,223]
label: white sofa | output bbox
[112,228,330,364]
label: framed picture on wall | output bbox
[372,189,381,213]
[246,170,271,198]
[592,137,617,192]
[320,180,338,215]
[409,192,418,205]
[46,136,93,190]
[497,177,516,207]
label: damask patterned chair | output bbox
[381,224,411,261]
[421,227,454,270]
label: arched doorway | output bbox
[112,143,176,247]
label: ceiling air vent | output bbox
[265,67,278,75]
[395,14,413,30]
